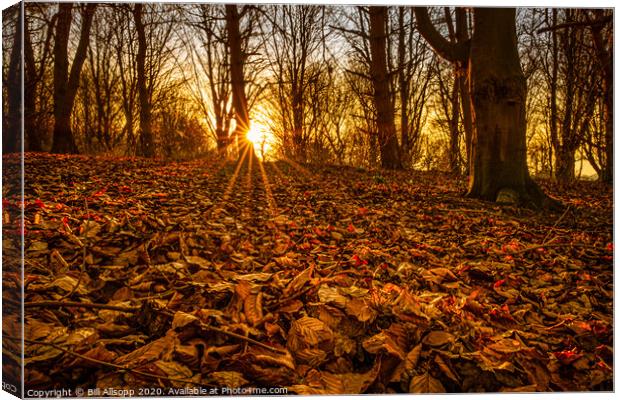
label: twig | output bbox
[204,324,287,354]
[133,285,190,301]
[157,309,287,355]
[267,285,314,311]
[542,206,570,244]
[4,335,210,387]
[503,242,589,256]
[25,302,288,354]
[60,198,90,300]
[24,300,139,312]
[537,15,612,33]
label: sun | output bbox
[246,122,273,159]
[246,123,267,145]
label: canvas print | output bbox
[1,1,613,397]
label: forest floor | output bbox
[2,152,613,394]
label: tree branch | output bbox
[536,15,612,34]
[5,335,210,387]
[413,7,469,63]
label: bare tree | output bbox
[261,5,328,162]
[24,4,56,151]
[77,5,125,152]
[51,3,96,154]
[185,5,233,150]
[588,10,613,183]
[132,4,153,157]
[367,7,401,169]
[416,7,555,207]
[225,4,255,158]
[3,4,22,154]
[395,7,432,166]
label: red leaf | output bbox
[346,223,356,233]
[92,188,107,197]
[493,279,506,288]
[553,349,582,364]
[352,254,368,267]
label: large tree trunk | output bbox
[4,5,22,154]
[415,7,555,208]
[467,8,551,207]
[133,4,154,157]
[590,13,613,184]
[51,3,95,154]
[368,6,402,169]
[225,5,255,160]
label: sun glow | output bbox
[246,122,274,160]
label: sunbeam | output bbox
[279,156,316,182]
[257,158,278,218]
[211,143,250,219]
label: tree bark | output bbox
[397,8,410,162]
[51,3,95,154]
[368,6,402,169]
[4,4,22,154]
[448,73,460,174]
[455,8,472,170]
[24,12,42,152]
[467,8,552,207]
[548,9,559,179]
[413,7,468,63]
[133,4,154,157]
[225,5,255,160]
[589,12,613,184]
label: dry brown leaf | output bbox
[171,311,199,330]
[287,317,334,356]
[284,265,314,297]
[243,292,264,326]
[363,332,406,360]
[210,371,249,387]
[422,331,455,347]
[409,372,446,393]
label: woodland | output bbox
[1,2,614,395]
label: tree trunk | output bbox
[397,7,410,164]
[467,8,552,208]
[133,4,154,157]
[225,4,255,160]
[590,14,613,184]
[24,13,41,152]
[448,73,460,174]
[455,8,472,170]
[548,9,559,179]
[368,6,402,169]
[51,3,95,154]
[4,4,22,154]
[555,147,576,182]
[458,72,472,168]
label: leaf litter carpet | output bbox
[2,153,613,393]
